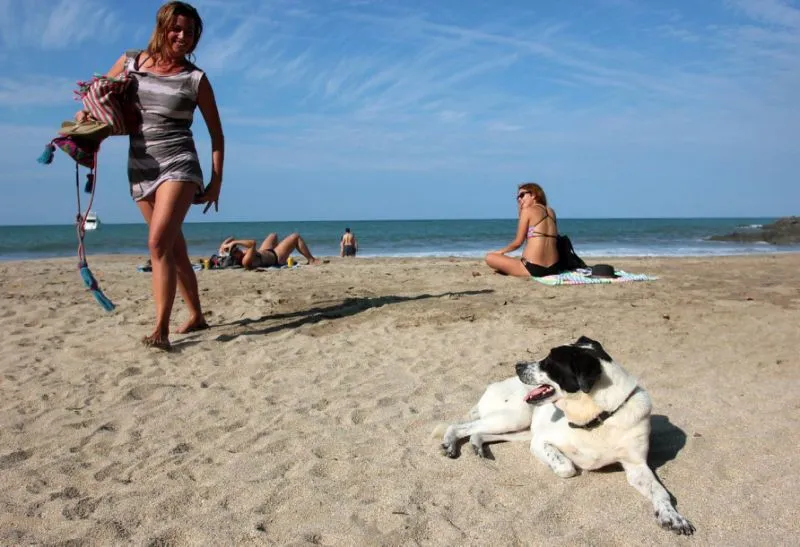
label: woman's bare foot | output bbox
[142,333,171,351]
[176,317,210,334]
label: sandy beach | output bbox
[1,253,799,545]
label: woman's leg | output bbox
[274,233,320,264]
[136,181,197,346]
[485,253,530,277]
[173,230,208,333]
[257,233,279,252]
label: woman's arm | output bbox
[490,214,529,255]
[196,74,225,213]
[107,54,127,78]
[228,239,257,249]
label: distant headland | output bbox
[709,217,800,245]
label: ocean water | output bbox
[0,218,797,261]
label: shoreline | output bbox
[2,253,799,544]
[3,217,799,262]
[1,249,800,264]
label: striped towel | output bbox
[533,269,658,286]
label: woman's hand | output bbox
[196,177,221,213]
[74,110,90,123]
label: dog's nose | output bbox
[515,362,528,375]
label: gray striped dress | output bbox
[125,50,205,201]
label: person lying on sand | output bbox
[219,233,321,270]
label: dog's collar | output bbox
[568,387,638,430]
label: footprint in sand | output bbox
[0,449,32,470]
[62,497,101,520]
[350,409,365,424]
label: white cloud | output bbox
[0,76,76,108]
[0,0,119,50]
[729,0,800,28]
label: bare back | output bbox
[522,205,559,267]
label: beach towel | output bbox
[533,268,657,286]
[254,264,300,271]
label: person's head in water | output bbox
[344,227,351,233]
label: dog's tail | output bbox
[464,404,480,421]
[479,431,532,444]
[430,405,480,439]
[430,423,449,439]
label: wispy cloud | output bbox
[729,0,800,28]
[0,76,76,108]
[0,0,119,50]
[1,0,798,222]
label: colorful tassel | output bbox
[37,142,56,164]
[79,262,115,312]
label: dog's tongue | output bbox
[525,386,550,401]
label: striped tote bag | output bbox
[75,74,140,135]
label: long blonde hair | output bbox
[146,2,203,63]
[518,182,548,206]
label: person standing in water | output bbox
[340,227,358,257]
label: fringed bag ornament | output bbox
[34,70,142,312]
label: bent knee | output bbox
[148,237,171,258]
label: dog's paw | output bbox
[441,442,459,459]
[655,508,695,535]
[471,442,487,458]
[469,434,487,458]
[552,464,578,478]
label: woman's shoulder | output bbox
[123,49,143,64]
[535,203,556,218]
[185,59,205,75]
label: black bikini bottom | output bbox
[521,258,560,277]
[256,249,279,267]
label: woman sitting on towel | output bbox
[219,233,320,270]
[485,182,560,277]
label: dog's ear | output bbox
[543,346,583,393]
[544,346,602,394]
[573,353,602,393]
[575,336,612,363]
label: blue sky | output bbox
[0,0,798,224]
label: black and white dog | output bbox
[440,336,694,535]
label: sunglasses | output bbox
[517,191,531,201]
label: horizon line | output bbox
[0,215,789,228]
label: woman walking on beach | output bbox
[485,183,559,277]
[79,2,224,349]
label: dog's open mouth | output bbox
[524,385,555,403]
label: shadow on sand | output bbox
[185,289,494,345]
[648,414,689,470]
